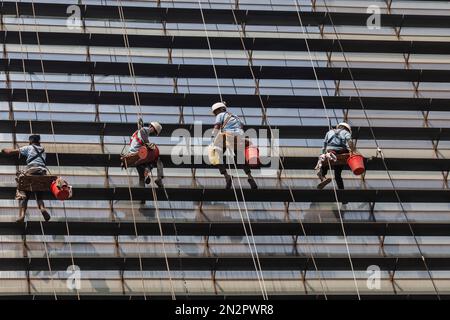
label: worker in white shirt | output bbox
[211,102,257,190]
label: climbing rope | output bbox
[116,0,177,299]
[14,1,57,300]
[321,0,440,298]
[289,0,361,298]
[116,0,152,299]
[198,0,269,299]
[228,0,333,299]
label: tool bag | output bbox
[121,143,159,168]
[16,167,57,192]
[321,152,349,168]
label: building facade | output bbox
[0,0,449,298]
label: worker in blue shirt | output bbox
[317,122,355,190]
[1,134,51,222]
[211,102,257,189]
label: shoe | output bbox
[225,175,232,189]
[248,177,258,189]
[317,178,332,190]
[41,210,51,222]
[155,178,164,188]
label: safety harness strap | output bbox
[131,130,144,146]
[221,112,236,132]
[27,145,46,166]
[327,129,346,146]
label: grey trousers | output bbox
[16,167,47,208]
[136,158,164,187]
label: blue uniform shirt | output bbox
[215,112,244,135]
[19,145,47,168]
[322,129,352,154]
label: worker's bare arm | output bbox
[1,148,20,155]
[212,125,221,138]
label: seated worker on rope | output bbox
[128,119,164,188]
[316,122,356,190]
[1,134,51,222]
[211,102,257,190]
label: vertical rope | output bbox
[198,0,269,299]
[228,0,334,299]
[14,1,57,300]
[29,0,81,299]
[116,0,176,299]
[321,0,440,298]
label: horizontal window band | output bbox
[0,186,448,202]
[2,2,450,29]
[0,89,448,111]
[2,31,450,54]
[0,220,449,237]
[1,153,448,171]
[2,59,450,82]
[2,120,449,140]
[0,256,447,271]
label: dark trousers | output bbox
[136,158,164,187]
[321,165,344,190]
[320,149,348,190]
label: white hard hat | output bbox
[211,102,226,114]
[337,122,352,133]
[150,121,162,135]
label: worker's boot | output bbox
[224,174,232,189]
[16,209,26,223]
[247,174,258,190]
[155,178,164,188]
[41,209,51,222]
[317,172,331,190]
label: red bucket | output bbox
[51,180,71,201]
[138,145,159,164]
[245,146,260,168]
[347,154,365,175]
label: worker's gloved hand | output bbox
[146,142,156,149]
[137,118,144,129]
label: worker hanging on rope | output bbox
[316,122,356,191]
[210,102,257,189]
[1,135,51,222]
[122,118,164,188]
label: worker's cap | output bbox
[211,102,227,114]
[150,122,162,135]
[337,122,352,133]
[28,134,41,143]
